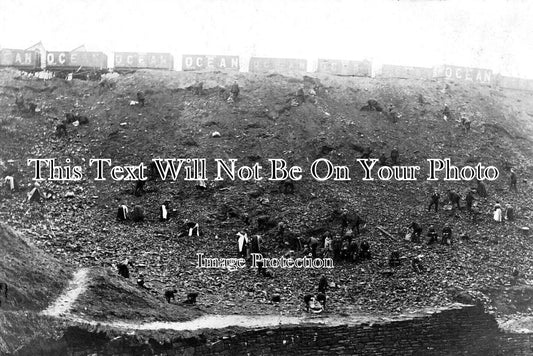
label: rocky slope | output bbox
[0,68,532,318]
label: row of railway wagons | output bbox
[0,49,173,71]
[1,46,532,91]
[0,48,492,83]
[0,48,373,76]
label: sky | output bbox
[0,0,532,78]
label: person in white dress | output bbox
[493,202,502,223]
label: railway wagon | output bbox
[433,65,493,85]
[46,51,108,70]
[380,64,433,79]
[249,57,307,73]
[0,49,41,70]
[317,59,371,77]
[495,75,533,92]
[114,52,174,70]
[182,54,239,71]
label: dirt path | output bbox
[41,270,472,333]
[72,313,385,331]
[499,316,533,333]
[59,304,460,332]
[42,268,373,330]
[41,268,89,318]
